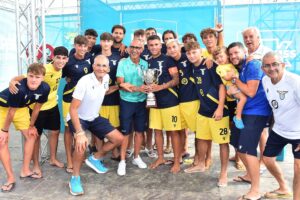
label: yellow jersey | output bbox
[30,63,62,110]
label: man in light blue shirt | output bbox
[116,39,148,176]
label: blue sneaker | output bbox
[85,155,108,174]
[69,176,84,196]
[233,116,244,129]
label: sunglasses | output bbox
[130,46,142,50]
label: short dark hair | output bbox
[182,33,197,43]
[227,42,245,52]
[74,35,88,45]
[145,27,157,34]
[100,32,113,41]
[147,35,161,42]
[54,46,68,57]
[134,29,145,37]
[162,30,177,42]
[84,29,98,37]
[27,63,46,76]
[111,25,126,34]
[200,28,217,39]
[185,41,200,52]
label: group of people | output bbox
[0,24,299,200]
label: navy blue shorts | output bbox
[119,99,146,135]
[263,129,300,159]
[227,100,237,122]
[68,116,115,140]
[30,105,60,135]
[230,114,270,156]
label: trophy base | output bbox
[146,100,157,108]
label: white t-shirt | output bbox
[262,70,300,139]
[250,44,272,60]
[66,73,109,122]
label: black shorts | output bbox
[68,116,115,140]
[227,100,237,122]
[31,106,60,135]
[263,129,300,159]
[230,114,269,157]
[119,99,147,135]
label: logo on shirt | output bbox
[157,61,164,69]
[181,60,187,67]
[271,100,279,109]
[143,55,150,60]
[200,68,206,75]
[277,90,288,100]
[86,59,91,64]
[34,94,42,100]
[111,60,117,66]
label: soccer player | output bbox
[145,27,157,39]
[147,35,182,174]
[62,35,93,173]
[69,29,99,56]
[0,63,50,192]
[67,55,124,196]
[181,33,197,53]
[134,29,151,61]
[184,41,229,187]
[227,42,271,200]
[96,32,122,160]
[166,39,199,161]
[162,30,177,55]
[8,46,69,178]
[116,39,148,176]
[262,52,299,200]
[111,25,127,57]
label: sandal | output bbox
[1,182,16,193]
[65,167,73,174]
[164,147,172,154]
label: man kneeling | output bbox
[67,55,124,196]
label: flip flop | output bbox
[233,176,251,184]
[164,160,183,165]
[239,195,262,200]
[1,182,16,193]
[182,153,190,159]
[65,167,73,174]
[264,190,293,199]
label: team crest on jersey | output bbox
[110,60,117,66]
[34,94,42,100]
[104,82,109,89]
[143,55,150,60]
[157,61,164,69]
[277,90,288,100]
[271,100,278,109]
[181,78,188,85]
[181,60,187,67]
[200,68,206,75]
[86,59,91,64]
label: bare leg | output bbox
[150,130,165,169]
[120,135,129,161]
[133,132,143,159]
[238,152,261,199]
[0,134,15,186]
[32,135,42,176]
[49,130,64,168]
[259,128,268,169]
[185,139,207,172]
[165,132,172,153]
[20,130,36,176]
[205,141,212,169]
[218,143,229,185]
[263,156,290,193]
[146,128,153,150]
[64,126,73,171]
[293,158,300,200]
[170,130,181,173]
[94,129,124,159]
[180,129,189,156]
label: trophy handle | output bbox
[153,68,162,83]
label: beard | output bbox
[114,38,123,44]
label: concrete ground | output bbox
[0,128,294,200]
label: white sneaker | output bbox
[117,160,126,176]
[132,155,147,169]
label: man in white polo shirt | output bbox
[261,51,300,200]
[67,55,124,196]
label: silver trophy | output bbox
[141,68,162,107]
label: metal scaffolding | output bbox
[15,0,46,75]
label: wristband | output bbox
[1,129,8,133]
